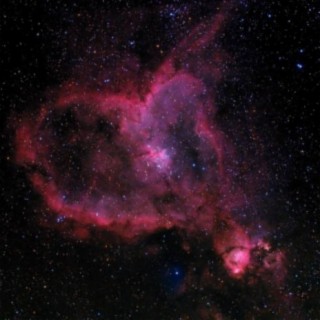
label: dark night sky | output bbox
[0,1,319,319]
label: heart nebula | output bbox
[13,12,284,281]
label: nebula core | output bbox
[14,5,284,283]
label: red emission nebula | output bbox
[14,7,285,282]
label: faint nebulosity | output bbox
[1,1,319,319]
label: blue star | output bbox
[296,63,304,70]
[56,216,65,223]
[163,265,185,293]
[128,40,136,48]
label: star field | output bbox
[1,1,319,319]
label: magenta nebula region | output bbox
[14,6,285,284]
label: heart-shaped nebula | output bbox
[13,5,285,282]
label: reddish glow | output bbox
[212,213,252,278]
[224,248,250,277]
[12,6,285,281]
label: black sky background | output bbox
[1,1,319,319]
